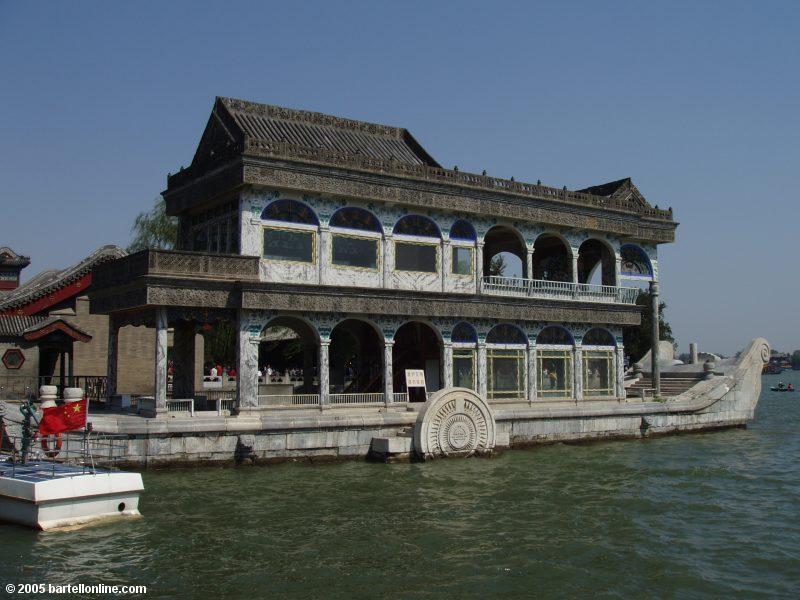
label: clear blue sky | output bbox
[2,1,798,356]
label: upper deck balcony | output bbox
[482,276,639,305]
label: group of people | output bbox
[258,365,306,383]
[776,381,794,391]
[206,363,237,381]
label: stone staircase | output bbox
[370,426,414,461]
[627,373,705,399]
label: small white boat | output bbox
[0,459,143,530]
[0,393,143,530]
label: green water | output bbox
[2,374,800,599]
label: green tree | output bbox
[489,254,507,277]
[128,196,177,252]
[203,320,237,367]
[792,350,800,369]
[622,290,675,363]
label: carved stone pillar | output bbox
[477,342,488,399]
[573,347,583,401]
[527,344,537,404]
[442,240,451,292]
[571,252,579,284]
[106,315,118,400]
[614,255,622,287]
[616,346,626,399]
[319,340,330,405]
[526,247,534,280]
[154,307,169,411]
[442,342,453,388]
[650,281,661,396]
[476,241,484,293]
[383,234,394,289]
[383,340,394,403]
[318,225,330,285]
[236,313,260,409]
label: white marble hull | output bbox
[0,469,144,530]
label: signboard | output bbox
[405,369,426,390]
[405,369,427,403]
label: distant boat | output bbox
[769,386,794,392]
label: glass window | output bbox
[453,349,475,390]
[583,350,615,397]
[261,199,319,225]
[263,228,314,263]
[451,247,472,275]
[488,348,525,401]
[451,322,477,344]
[192,227,208,252]
[332,235,378,269]
[450,219,476,241]
[395,242,437,272]
[393,215,440,238]
[537,349,572,399]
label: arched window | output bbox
[486,324,527,345]
[329,207,382,233]
[620,244,653,279]
[261,200,318,263]
[393,215,441,238]
[261,199,319,225]
[536,326,573,399]
[450,220,476,276]
[451,322,478,343]
[449,220,476,241]
[536,326,573,345]
[486,324,527,401]
[329,207,382,270]
[393,215,440,273]
[582,328,616,398]
[532,235,571,282]
[451,322,477,390]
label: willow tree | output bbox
[128,197,177,252]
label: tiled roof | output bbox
[0,245,127,313]
[0,315,47,336]
[216,97,439,167]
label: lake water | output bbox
[2,372,799,599]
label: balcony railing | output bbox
[482,276,639,304]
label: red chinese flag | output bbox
[39,399,88,435]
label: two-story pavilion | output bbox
[90,97,676,415]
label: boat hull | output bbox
[0,465,143,530]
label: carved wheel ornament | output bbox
[414,387,496,459]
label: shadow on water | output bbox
[2,374,800,599]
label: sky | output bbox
[1,0,798,356]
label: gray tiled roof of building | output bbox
[218,97,440,167]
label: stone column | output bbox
[615,346,626,399]
[318,225,330,285]
[383,340,394,403]
[477,342,488,399]
[382,234,393,289]
[442,342,453,388]
[573,347,583,401]
[476,241,484,293]
[526,247,534,280]
[319,340,330,406]
[571,251,579,284]
[236,314,259,409]
[442,240,451,292]
[172,320,196,399]
[106,316,118,400]
[527,344,537,404]
[650,281,661,396]
[689,343,698,365]
[154,307,169,412]
[614,255,622,287]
